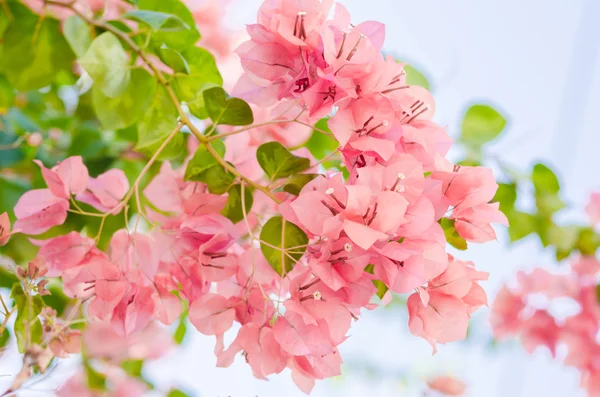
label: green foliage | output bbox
[93,69,157,131]
[191,162,234,194]
[461,104,507,146]
[138,0,201,50]
[364,264,389,299]
[167,389,190,397]
[304,118,339,169]
[124,10,190,32]
[440,218,468,250]
[221,185,254,224]
[283,174,319,196]
[402,63,431,90]
[83,352,107,391]
[158,47,190,74]
[79,32,130,98]
[203,87,253,126]
[11,283,43,353]
[184,140,226,181]
[532,163,564,215]
[494,183,517,214]
[172,47,222,102]
[260,217,308,276]
[64,16,93,58]
[0,266,18,289]
[507,211,536,242]
[173,317,187,345]
[257,142,311,180]
[135,86,184,161]
[0,5,74,91]
[0,327,9,349]
[122,359,144,378]
[41,284,71,316]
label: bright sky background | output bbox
[2,0,600,396]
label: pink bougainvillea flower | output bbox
[189,293,237,336]
[57,369,146,397]
[34,156,89,198]
[585,192,600,225]
[452,202,508,243]
[407,291,469,353]
[427,375,467,396]
[188,0,233,58]
[273,311,334,356]
[432,166,507,242]
[0,212,12,246]
[257,0,334,48]
[34,231,96,277]
[77,169,129,213]
[110,229,159,279]
[13,189,69,235]
[84,321,173,362]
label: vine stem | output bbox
[45,0,283,205]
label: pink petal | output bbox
[343,220,388,250]
[0,212,11,246]
[272,311,333,356]
[14,190,69,235]
[55,156,89,195]
[189,294,236,336]
[34,160,68,198]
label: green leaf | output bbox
[508,211,536,242]
[535,194,565,215]
[373,279,388,299]
[135,86,184,161]
[64,15,93,57]
[403,63,431,90]
[493,182,517,214]
[0,327,9,349]
[461,104,507,146]
[167,389,190,397]
[158,47,190,74]
[576,227,600,256]
[124,10,190,32]
[201,164,235,194]
[283,174,319,196]
[221,184,253,223]
[0,75,15,111]
[532,163,564,215]
[548,225,580,261]
[440,218,468,250]
[11,284,43,353]
[532,163,560,195]
[138,0,201,51]
[121,360,144,378]
[260,217,308,276]
[202,87,253,126]
[173,317,187,344]
[0,11,74,91]
[0,266,18,289]
[41,285,71,317]
[305,118,339,167]
[364,264,388,299]
[184,140,226,181]
[187,82,221,120]
[257,142,310,180]
[79,32,130,98]
[172,47,222,101]
[93,68,157,130]
[83,354,107,391]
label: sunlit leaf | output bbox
[260,217,308,276]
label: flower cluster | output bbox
[491,194,600,397]
[4,0,507,394]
